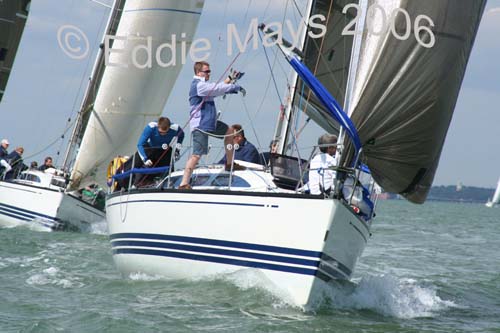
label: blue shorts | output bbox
[192,121,229,156]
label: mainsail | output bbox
[0,0,30,102]
[340,0,486,203]
[68,0,205,189]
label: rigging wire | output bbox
[55,3,111,166]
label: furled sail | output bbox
[279,0,356,145]
[68,0,205,189]
[294,0,355,133]
[0,0,30,102]
[341,0,486,203]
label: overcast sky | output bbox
[0,0,499,188]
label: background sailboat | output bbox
[0,0,207,230]
[485,177,500,207]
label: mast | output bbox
[273,0,314,155]
[335,0,367,162]
[62,0,125,172]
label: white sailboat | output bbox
[485,177,500,208]
[106,0,486,307]
[0,0,205,231]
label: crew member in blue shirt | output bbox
[136,116,184,167]
[218,124,260,165]
[118,117,184,189]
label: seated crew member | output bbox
[308,134,338,195]
[0,139,11,177]
[218,124,261,166]
[0,139,9,158]
[261,139,279,166]
[120,116,184,188]
[39,156,54,172]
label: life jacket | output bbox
[107,156,128,190]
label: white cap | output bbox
[1,139,9,145]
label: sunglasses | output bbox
[201,70,211,74]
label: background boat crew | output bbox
[0,138,11,177]
[0,138,9,158]
[3,147,27,180]
[178,61,247,190]
[38,156,54,171]
[308,134,338,195]
[118,117,184,189]
[218,124,260,165]
[29,161,38,170]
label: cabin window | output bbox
[211,175,250,187]
[25,174,41,183]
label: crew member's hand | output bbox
[144,159,153,167]
[238,86,246,97]
[228,69,244,82]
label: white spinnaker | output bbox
[70,0,205,188]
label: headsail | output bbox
[68,0,205,189]
[341,0,486,203]
[0,0,30,102]
[278,0,356,151]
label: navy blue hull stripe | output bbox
[110,233,322,258]
[0,209,31,221]
[0,202,57,221]
[113,248,317,276]
[124,8,202,15]
[107,199,268,209]
[112,240,320,267]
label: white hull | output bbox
[0,181,104,231]
[107,188,370,307]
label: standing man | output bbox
[179,61,246,189]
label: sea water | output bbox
[1,200,499,332]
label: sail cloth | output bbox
[69,0,205,189]
[0,0,30,102]
[339,0,486,203]
[291,0,356,135]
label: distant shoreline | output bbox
[379,185,495,203]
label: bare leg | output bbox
[180,154,200,186]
